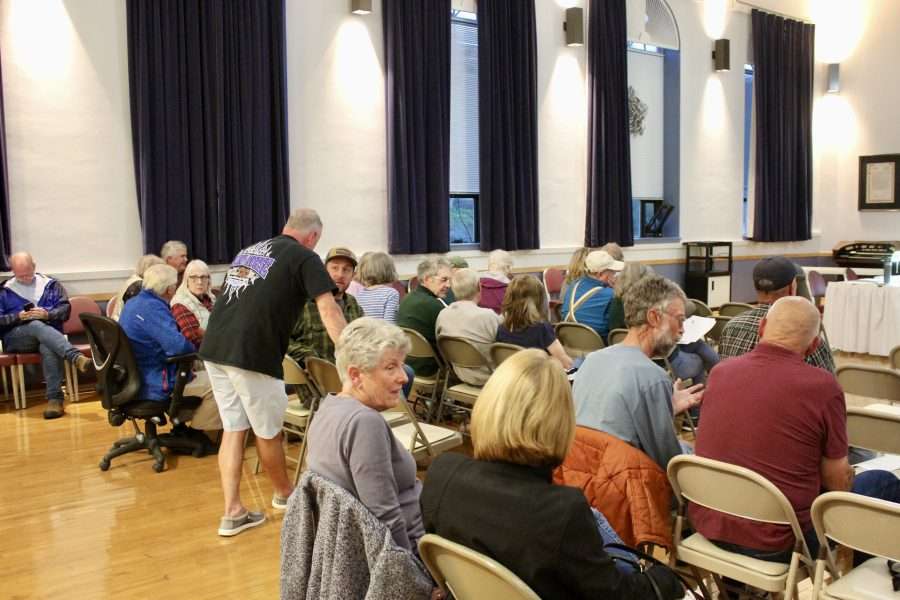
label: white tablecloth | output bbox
[823,281,900,356]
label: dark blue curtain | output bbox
[127,0,290,263]
[478,0,539,251]
[751,10,814,242]
[585,0,633,247]
[383,0,451,254]
[0,51,11,270]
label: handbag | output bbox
[603,542,706,600]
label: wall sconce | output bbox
[826,63,840,93]
[350,0,372,15]
[712,38,730,72]
[564,7,584,47]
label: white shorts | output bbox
[204,361,287,439]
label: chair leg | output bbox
[18,364,27,409]
[72,367,80,403]
[63,361,75,403]
[1,367,8,403]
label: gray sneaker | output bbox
[272,493,290,510]
[43,400,65,420]
[217,511,266,537]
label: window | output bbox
[449,10,479,246]
[742,64,754,236]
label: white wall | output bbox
[0,0,897,293]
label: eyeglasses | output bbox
[188,275,210,281]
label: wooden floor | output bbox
[0,351,889,599]
[0,394,284,600]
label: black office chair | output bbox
[81,314,208,473]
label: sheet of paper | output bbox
[854,453,900,473]
[678,316,716,345]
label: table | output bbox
[823,281,900,356]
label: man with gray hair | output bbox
[0,252,94,419]
[200,207,347,537]
[691,296,900,562]
[397,256,452,376]
[160,240,189,282]
[572,275,704,470]
[435,268,501,385]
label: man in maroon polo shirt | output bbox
[690,296,900,562]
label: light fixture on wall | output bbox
[564,7,584,47]
[712,38,730,72]
[350,0,372,15]
[826,63,841,93]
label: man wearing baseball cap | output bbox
[561,249,625,340]
[288,247,363,365]
[719,256,835,372]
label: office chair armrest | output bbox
[166,353,199,417]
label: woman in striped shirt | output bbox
[354,251,401,323]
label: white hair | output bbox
[623,275,687,328]
[334,317,411,383]
[417,256,452,281]
[488,249,513,277]
[142,264,179,296]
[135,254,165,277]
[284,208,323,235]
[160,241,187,260]
[451,268,479,301]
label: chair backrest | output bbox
[438,336,491,371]
[389,280,407,300]
[667,455,810,556]
[407,276,419,293]
[607,328,628,345]
[807,270,828,297]
[418,534,541,600]
[846,405,900,454]
[891,344,900,370]
[812,491,900,562]
[718,302,754,317]
[845,268,860,281]
[80,313,142,410]
[705,315,731,344]
[836,365,900,403]
[489,342,523,367]
[305,357,342,395]
[555,322,605,355]
[64,296,102,335]
[688,299,713,317]
[401,327,442,364]
[542,267,565,297]
[282,355,311,387]
[105,295,118,318]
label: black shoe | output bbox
[43,400,65,419]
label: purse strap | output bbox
[603,542,705,600]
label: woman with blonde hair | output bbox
[420,350,684,600]
[170,259,216,348]
[560,246,590,301]
[353,251,401,323]
[497,275,572,369]
[111,254,165,319]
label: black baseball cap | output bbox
[753,256,801,292]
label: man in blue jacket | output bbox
[119,264,221,432]
[0,252,93,419]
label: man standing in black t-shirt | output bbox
[200,208,347,537]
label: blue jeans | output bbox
[670,341,720,385]
[591,508,637,574]
[3,320,80,400]
[716,470,900,565]
[402,364,415,399]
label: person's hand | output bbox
[672,378,704,415]
[26,307,49,320]
[430,587,446,600]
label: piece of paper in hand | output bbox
[678,316,716,345]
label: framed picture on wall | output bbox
[859,154,900,210]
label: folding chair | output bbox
[399,327,446,420]
[846,404,900,454]
[705,315,731,345]
[607,328,629,346]
[65,297,102,402]
[436,336,488,423]
[688,299,713,317]
[390,390,462,461]
[418,534,541,600]
[554,322,604,357]
[543,267,565,322]
[836,365,900,405]
[811,492,900,599]
[718,302,755,317]
[890,344,900,370]
[489,342,523,368]
[668,454,822,600]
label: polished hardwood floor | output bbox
[1,394,284,600]
[0,351,889,599]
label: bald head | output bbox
[759,296,821,355]
[9,252,36,284]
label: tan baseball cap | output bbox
[325,247,358,268]
[585,250,625,274]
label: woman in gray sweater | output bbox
[305,317,424,552]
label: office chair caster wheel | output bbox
[192,447,206,458]
[99,459,110,471]
[152,462,165,473]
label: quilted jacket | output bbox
[554,426,674,549]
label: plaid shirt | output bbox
[718,304,836,373]
[287,293,362,364]
[171,295,214,349]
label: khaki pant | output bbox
[179,371,223,431]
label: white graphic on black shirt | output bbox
[223,239,276,303]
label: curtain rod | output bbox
[734,0,813,24]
